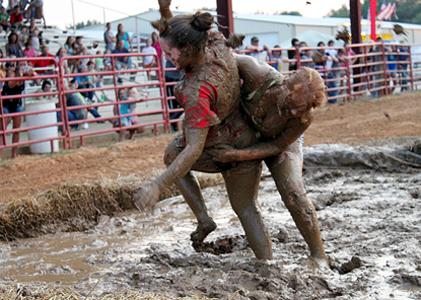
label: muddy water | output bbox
[1,144,420,299]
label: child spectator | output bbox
[23,40,37,58]
[57,78,88,130]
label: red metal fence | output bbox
[0,43,420,158]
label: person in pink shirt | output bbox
[23,40,37,58]
[151,31,162,66]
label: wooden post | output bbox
[216,0,234,38]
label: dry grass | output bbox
[0,285,215,300]
[0,173,223,241]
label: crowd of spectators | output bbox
[241,35,411,104]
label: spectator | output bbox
[75,63,102,120]
[26,0,45,26]
[103,48,112,71]
[29,28,40,52]
[116,23,131,51]
[56,46,70,74]
[245,36,270,62]
[164,59,182,131]
[397,44,409,91]
[103,22,115,52]
[5,32,23,57]
[1,64,26,157]
[35,79,52,100]
[141,38,157,80]
[312,41,339,103]
[9,5,23,28]
[112,40,131,69]
[114,86,141,140]
[64,36,75,55]
[299,41,314,68]
[369,37,385,97]
[94,50,104,71]
[73,35,84,56]
[23,40,37,58]
[57,78,88,130]
[326,40,337,58]
[0,6,9,34]
[33,44,54,74]
[268,45,282,71]
[386,45,398,94]
[151,31,162,66]
[20,25,29,44]
[288,38,299,71]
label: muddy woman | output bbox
[133,3,272,259]
[134,0,327,264]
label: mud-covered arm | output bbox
[156,127,208,188]
[214,116,311,162]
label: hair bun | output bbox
[191,12,213,32]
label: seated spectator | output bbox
[33,44,54,74]
[64,36,75,56]
[5,32,23,57]
[0,6,9,33]
[141,38,157,80]
[57,78,88,129]
[23,40,37,58]
[29,28,40,52]
[103,48,112,71]
[245,36,271,62]
[74,64,102,120]
[9,5,23,28]
[94,50,104,71]
[114,86,142,140]
[112,40,131,70]
[56,46,70,74]
[35,79,53,100]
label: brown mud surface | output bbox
[0,143,420,299]
[0,93,420,299]
[1,92,421,204]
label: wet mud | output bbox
[0,142,420,299]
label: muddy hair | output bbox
[283,67,327,117]
[151,11,214,53]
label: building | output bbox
[81,9,421,48]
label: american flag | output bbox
[377,2,397,20]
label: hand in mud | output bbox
[208,144,240,163]
[133,181,160,211]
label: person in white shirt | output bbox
[141,38,157,80]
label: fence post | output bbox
[345,44,353,101]
[380,42,390,96]
[57,57,71,150]
[295,47,301,70]
[0,92,6,148]
[157,56,170,133]
[408,45,415,91]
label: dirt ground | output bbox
[1,92,420,204]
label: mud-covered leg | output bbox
[164,139,216,245]
[222,161,272,260]
[265,140,326,260]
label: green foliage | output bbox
[328,4,349,18]
[277,11,302,16]
[66,19,101,30]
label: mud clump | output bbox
[331,256,363,274]
[193,235,248,255]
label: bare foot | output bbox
[191,219,217,246]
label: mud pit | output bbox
[1,142,420,299]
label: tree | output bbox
[277,11,302,16]
[66,20,101,30]
[328,4,349,18]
